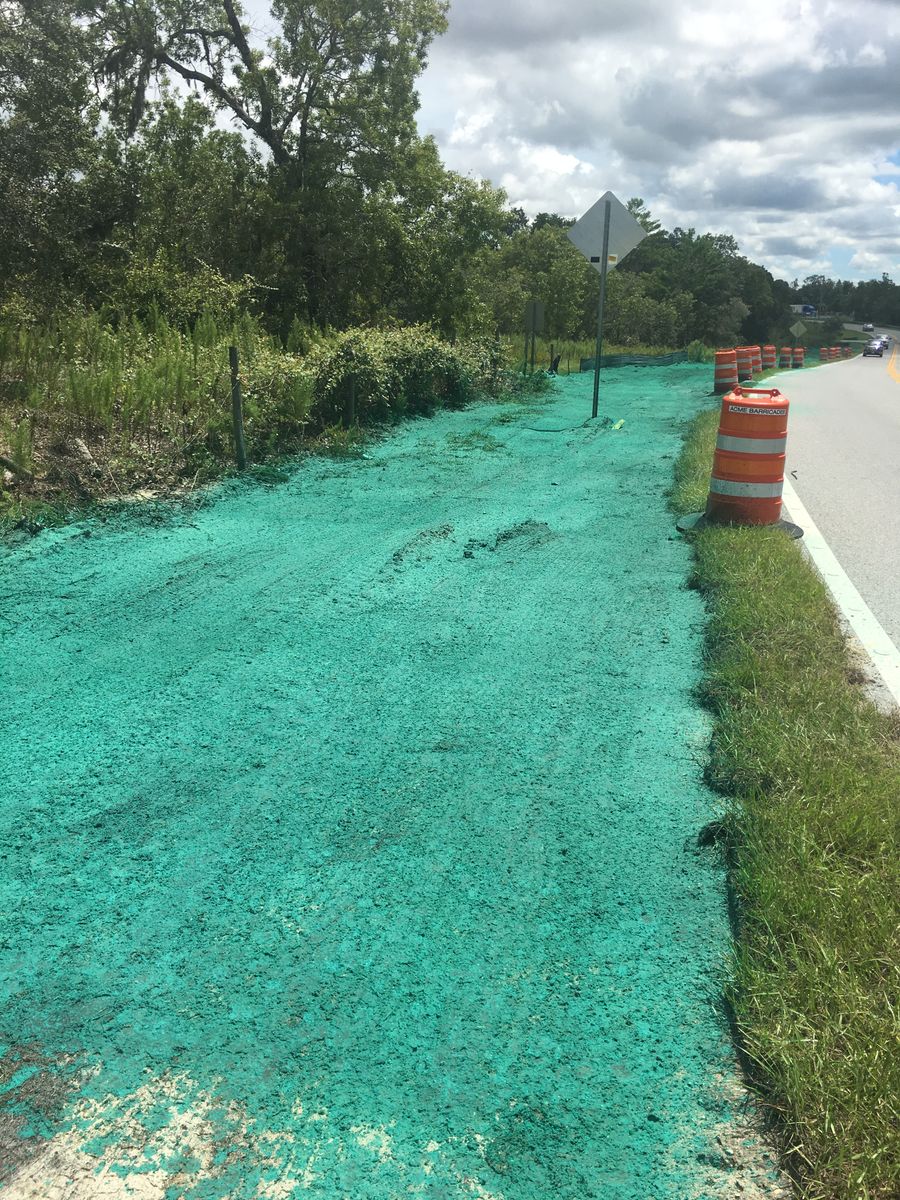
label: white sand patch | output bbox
[5,1074,506,1199]
[4,1075,299,1200]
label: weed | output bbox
[312,424,367,458]
[0,314,516,522]
[445,429,503,453]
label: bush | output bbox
[1,310,531,520]
[820,316,844,343]
[302,327,506,426]
[105,251,260,330]
[243,349,313,455]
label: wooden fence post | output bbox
[229,345,247,470]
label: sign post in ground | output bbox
[524,300,544,375]
[229,345,248,470]
[567,192,647,418]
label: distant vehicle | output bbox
[862,322,874,332]
[863,340,883,356]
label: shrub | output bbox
[106,251,260,330]
[303,327,506,426]
[1,310,535,519]
[243,349,313,455]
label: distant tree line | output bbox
[2,1,896,346]
[790,275,900,328]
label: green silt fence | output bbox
[580,350,689,370]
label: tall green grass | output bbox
[504,335,683,374]
[672,410,900,1200]
[0,312,515,520]
[0,309,312,476]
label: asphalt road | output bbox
[768,332,900,647]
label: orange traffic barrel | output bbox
[735,345,754,380]
[705,387,789,526]
[750,345,762,375]
[842,345,852,358]
[819,346,830,361]
[792,347,805,368]
[831,346,840,360]
[714,349,739,394]
[762,344,776,369]
[778,346,792,368]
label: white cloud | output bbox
[416,0,900,281]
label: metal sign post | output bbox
[591,201,612,419]
[567,191,647,417]
[524,300,545,375]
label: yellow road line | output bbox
[888,345,900,384]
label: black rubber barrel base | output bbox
[676,512,803,539]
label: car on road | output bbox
[862,322,875,332]
[863,340,884,356]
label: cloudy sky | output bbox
[240,0,900,283]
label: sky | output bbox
[245,0,900,284]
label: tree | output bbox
[626,197,661,236]
[89,0,449,321]
[473,224,597,339]
[604,273,692,347]
[0,1,105,306]
[616,198,668,278]
[531,212,574,232]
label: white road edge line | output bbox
[782,478,900,707]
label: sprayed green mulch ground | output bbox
[672,408,900,1200]
[1,367,786,1199]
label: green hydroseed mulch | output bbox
[1,366,786,1198]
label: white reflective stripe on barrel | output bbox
[709,477,784,498]
[715,434,788,455]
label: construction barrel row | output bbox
[713,342,849,392]
[714,345,800,392]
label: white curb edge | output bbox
[782,478,900,708]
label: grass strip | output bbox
[672,408,900,1200]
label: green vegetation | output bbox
[3,0,817,517]
[798,319,870,347]
[6,2,892,520]
[672,411,900,1200]
[3,5,899,1194]
[0,311,508,523]
[0,3,819,351]
[790,276,900,328]
[505,336,688,374]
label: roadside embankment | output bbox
[672,408,900,1200]
[1,366,787,1199]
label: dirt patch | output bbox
[0,1042,83,1186]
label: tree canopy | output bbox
[1,0,895,343]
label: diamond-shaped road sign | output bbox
[567,191,647,272]
[790,321,806,338]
